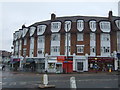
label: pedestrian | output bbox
[2,64,5,71]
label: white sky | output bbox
[0,0,119,52]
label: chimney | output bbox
[108,11,113,18]
[51,13,56,21]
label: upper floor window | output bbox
[100,21,111,32]
[101,47,110,53]
[30,26,36,36]
[37,25,46,35]
[90,33,96,41]
[18,30,23,39]
[38,36,44,43]
[77,45,84,53]
[24,38,27,45]
[51,22,61,32]
[115,20,120,30]
[22,28,28,37]
[51,33,60,41]
[89,20,96,32]
[64,21,71,32]
[77,33,83,41]
[77,20,84,31]
[101,33,110,41]
[51,46,60,53]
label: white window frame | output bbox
[64,21,71,32]
[89,21,96,32]
[37,25,46,35]
[38,36,44,43]
[77,33,83,41]
[51,46,60,53]
[77,45,84,53]
[51,22,61,32]
[30,26,36,36]
[100,21,111,32]
[115,20,120,29]
[77,20,84,31]
[51,33,60,41]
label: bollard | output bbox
[70,77,77,88]
[38,74,55,88]
[43,74,48,86]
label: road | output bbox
[1,69,119,89]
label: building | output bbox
[0,50,11,64]
[12,11,120,73]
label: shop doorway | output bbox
[77,62,83,71]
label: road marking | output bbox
[19,82,27,85]
[9,82,16,86]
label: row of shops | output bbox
[9,54,119,73]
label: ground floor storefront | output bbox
[88,57,116,72]
[10,55,118,73]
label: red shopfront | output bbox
[57,56,73,73]
[88,57,114,72]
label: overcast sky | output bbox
[0,0,119,52]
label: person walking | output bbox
[2,64,5,71]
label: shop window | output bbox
[77,33,83,41]
[48,63,55,69]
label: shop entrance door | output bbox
[77,62,83,71]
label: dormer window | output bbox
[64,21,71,32]
[89,20,96,32]
[37,25,46,35]
[100,21,111,32]
[30,26,36,36]
[77,20,84,31]
[51,22,61,32]
[115,20,120,29]
[22,28,28,37]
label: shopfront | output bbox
[10,58,20,71]
[73,56,88,72]
[23,58,36,71]
[35,58,45,73]
[88,57,114,72]
[57,56,73,73]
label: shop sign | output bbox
[57,56,65,62]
